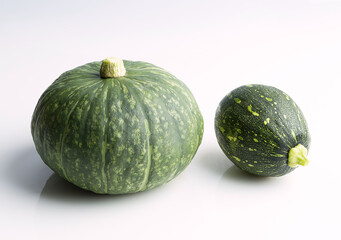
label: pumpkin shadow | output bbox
[5,145,52,194]
[39,173,164,205]
[39,173,134,203]
[196,145,234,175]
[222,165,271,183]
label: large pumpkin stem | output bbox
[100,57,126,78]
[288,144,309,168]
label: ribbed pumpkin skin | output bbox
[31,60,204,194]
[215,84,310,177]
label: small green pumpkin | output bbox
[215,84,310,177]
[32,57,204,194]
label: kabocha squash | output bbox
[31,57,204,194]
[215,84,310,177]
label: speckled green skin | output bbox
[215,84,310,177]
[31,60,204,194]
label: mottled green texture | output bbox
[215,84,310,177]
[31,60,204,194]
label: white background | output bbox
[1,0,341,239]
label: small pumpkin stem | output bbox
[100,57,126,78]
[288,144,309,168]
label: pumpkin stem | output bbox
[100,57,126,78]
[288,144,309,168]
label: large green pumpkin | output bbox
[31,57,204,194]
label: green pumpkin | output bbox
[215,84,310,177]
[31,57,204,194]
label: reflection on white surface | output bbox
[40,173,108,201]
[40,173,101,200]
